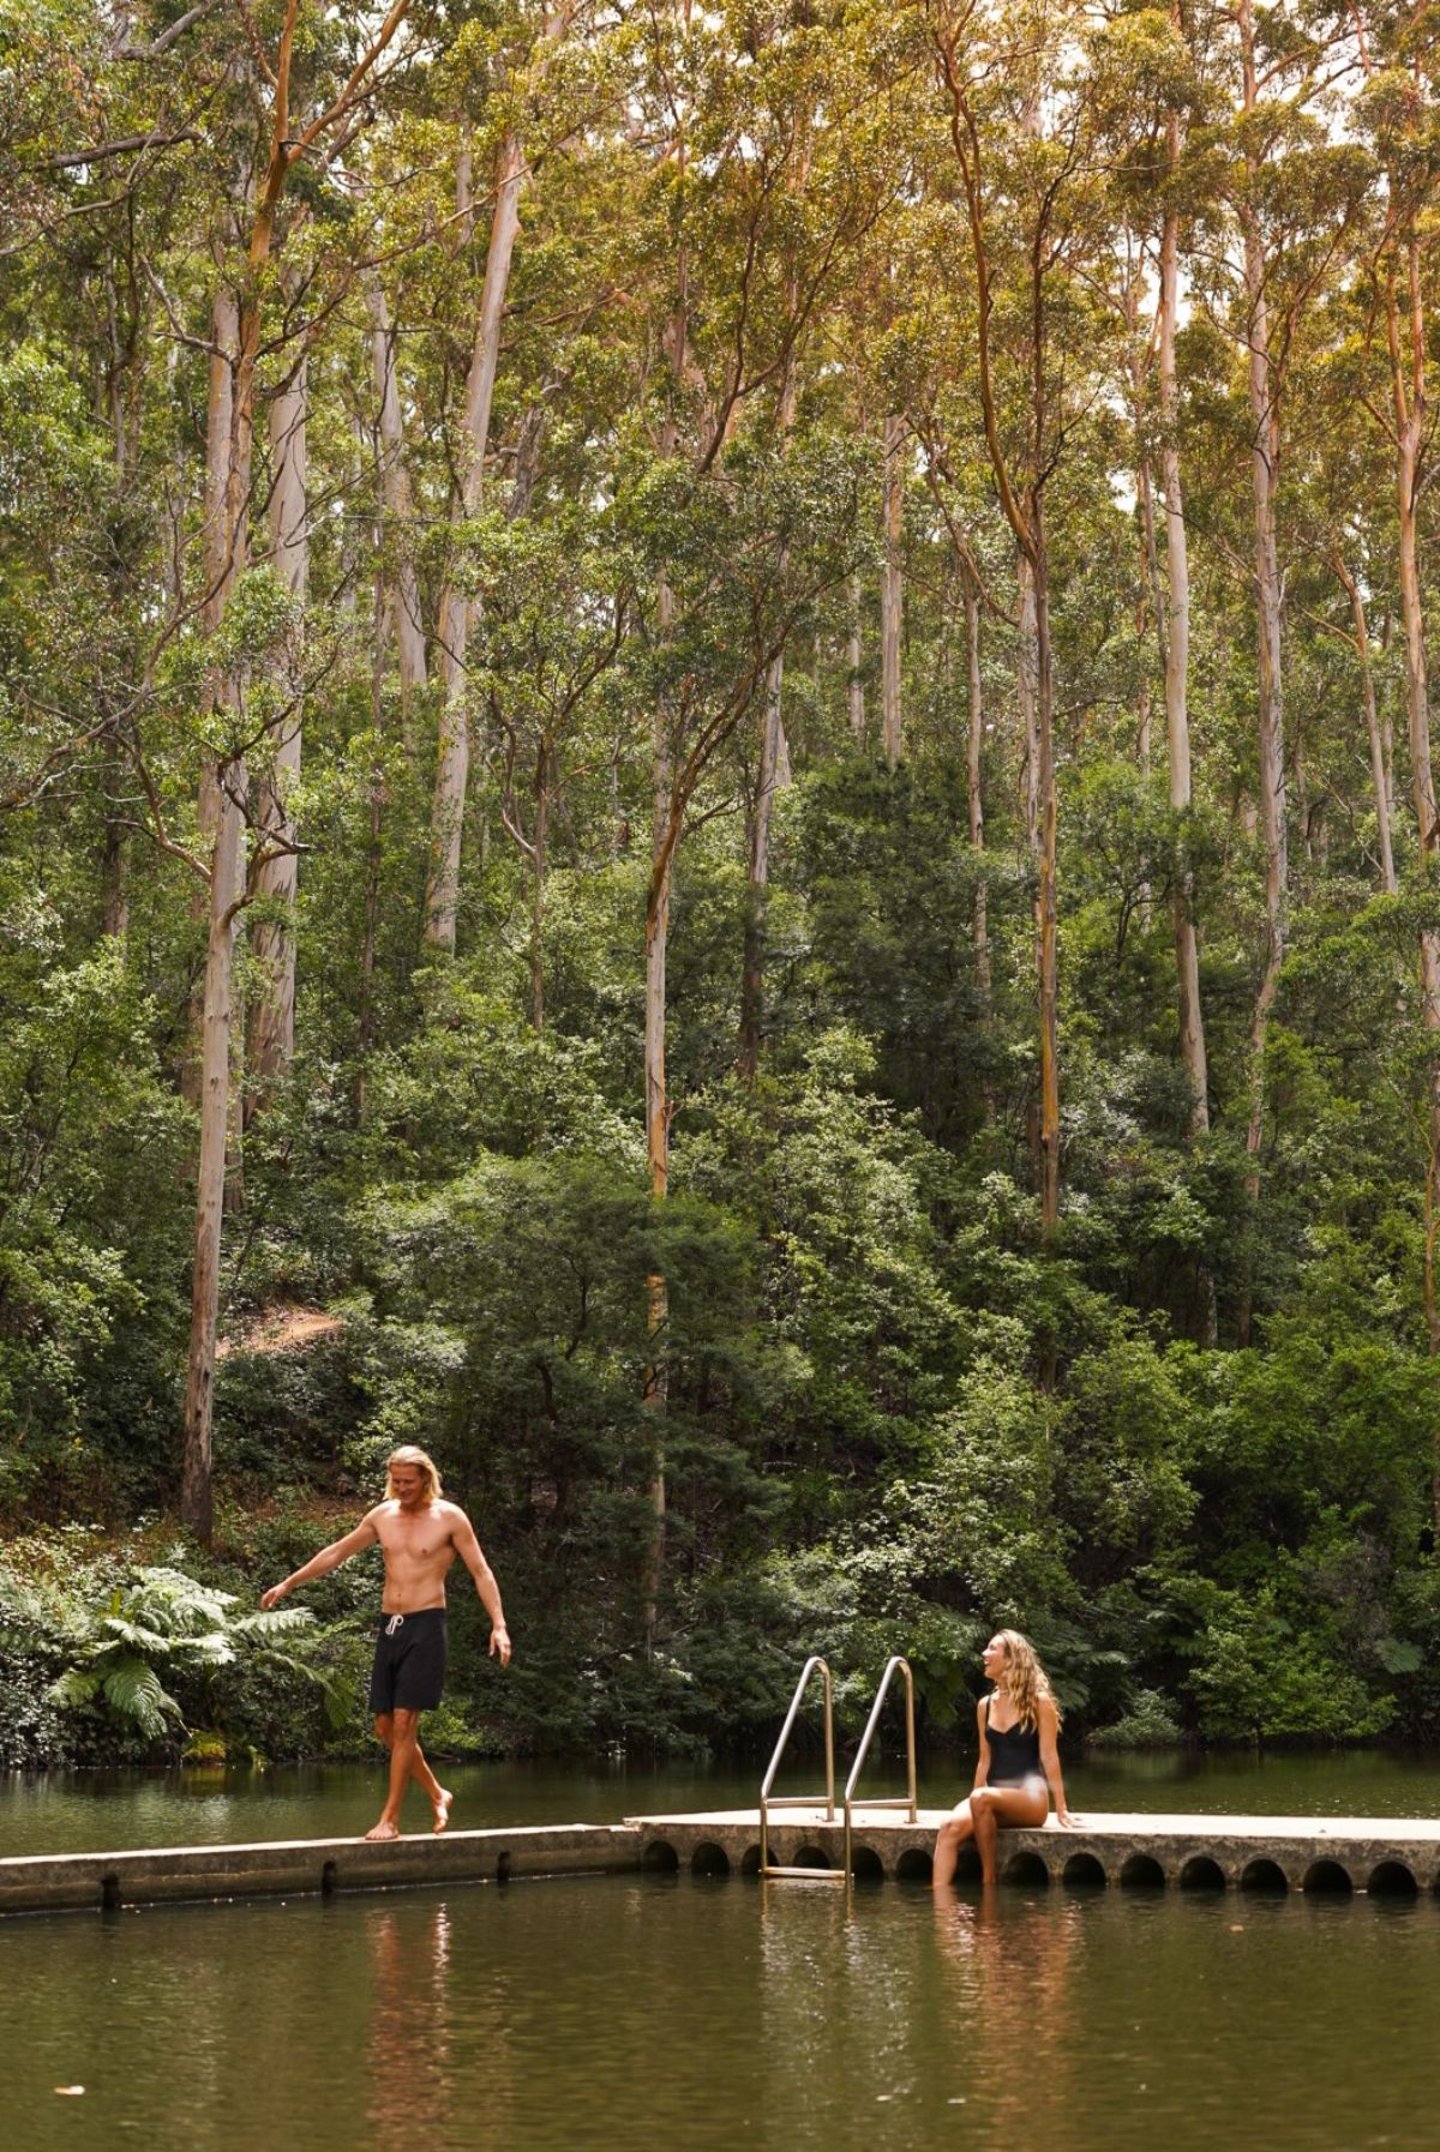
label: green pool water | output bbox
[4,1744,1439,1857]
[5,1752,1439,2150]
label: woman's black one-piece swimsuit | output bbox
[985,1699,1042,1787]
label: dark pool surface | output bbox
[6,1753,1440,2150]
[7,1866,1440,2151]
[3,1745,1440,1857]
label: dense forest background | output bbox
[5,0,1440,1767]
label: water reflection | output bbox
[363,1901,517,2151]
[10,1871,1440,2151]
[748,1872,1088,2137]
[756,1877,877,2117]
[929,1891,1080,2143]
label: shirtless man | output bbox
[260,1445,510,1841]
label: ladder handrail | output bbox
[843,1655,917,1876]
[759,1656,836,1876]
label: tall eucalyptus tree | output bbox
[929,0,1117,1232]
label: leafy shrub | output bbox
[0,1540,348,1761]
[1090,1688,1183,1751]
[1187,1584,1395,1743]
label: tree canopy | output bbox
[6,0,1440,1759]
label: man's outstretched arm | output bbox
[260,1514,380,1608]
[452,1511,511,1665]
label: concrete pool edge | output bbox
[0,1822,643,1916]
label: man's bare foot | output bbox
[432,1789,453,1835]
[364,1820,400,1841]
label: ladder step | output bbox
[762,1864,847,1881]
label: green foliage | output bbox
[0,938,190,1515]
[1,1542,347,1760]
[1090,1688,1183,1751]
[7,0,1440,1772]
[1187,1585,1396,1745]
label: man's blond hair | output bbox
[385,1445,442,1505]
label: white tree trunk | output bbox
[1159,152,1209,1135]
[1033,519,1061,1233]
[738,649,786,1077]
[964,576,991,1007]
[847,573,865,742]
[180,0,416,1540]
[185,287,240,1109]
[1239,0,1288,1195]
[1389,238,1440,1371]
[1017,551,1040,855]
[182,272,249,1536]
[881,412,904,768]
[182,776,244,1541]
[1394,260,1435,873]
[643,601,674,1642]
[1333,551,1396,894]
[367,279,428,701]
[425,135,525,949]
[248,341,308,1103]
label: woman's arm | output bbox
[971,1696,991,1790]
[1038,1695,1079,1824]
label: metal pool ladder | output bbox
[759,1655,843,1880]
[843,1655,917,1877]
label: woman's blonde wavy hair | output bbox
[385,1445,442,1506]
[992,1629,1060,1732]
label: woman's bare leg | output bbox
[972,1783,1048,1885]
[932,1798,977,1890]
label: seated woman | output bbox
[933,1629,1078,1888]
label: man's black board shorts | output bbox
[368,1607,448,1714]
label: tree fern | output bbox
[42,1564,329,1751]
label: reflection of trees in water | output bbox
[929,1893,1081,2146]
[364,1901,514,2151]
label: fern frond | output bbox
[231,1607,315,1637]
[101,1658,182,1740]
[187,1634,236,1666]
[258,1651,352,1729]
[129,1569,236,1634]
[48,1668,103,1709]
[99,1618,176,1655]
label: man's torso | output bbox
[374,1500,462,1612]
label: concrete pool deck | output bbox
[627,1807,1440,1893]
[6,1809,1440,1915]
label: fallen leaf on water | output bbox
[54,2087,85,2097]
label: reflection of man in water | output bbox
[260,1445,510,1840]
[367,1905,457,2151]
